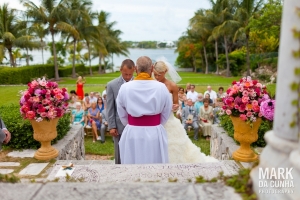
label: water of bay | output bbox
[16,48,178,69]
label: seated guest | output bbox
[181,99,199,140]
[185,83,191,94]
[178,87,185,102]
[0,117,11,151]
[83,96,91,127]
[204,93,214,107]
[88,102,101,142]
[199,98,214,140]
[194,93,204,115]
[88,92,97,103]
[186,84,198,103]
[176,94,186,119]
[100,107,108,144]
[70,90,78,101]
[204,85,217,104]
[213,98,224,124]
[217,87,227,98]
[68,96,77,112]
[95,92,101,99]
[71,102,84,126]
[97,97,105,114]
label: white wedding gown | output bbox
[164,110,218,163]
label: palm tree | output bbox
[29,23,47,64]
[93,11,128,74]
[57,0,93,78]
[233,0,264,76]
[190,9,212,74]
[21,0,67,80]
[0,3,19,67]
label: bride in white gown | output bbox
[153,59,218,163]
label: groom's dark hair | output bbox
[121,59,135,69]
[136,56,152,73]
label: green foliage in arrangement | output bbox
[0,104,71,149]
[219,115,272,147]
[0,64,55,84]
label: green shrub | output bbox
[0,64,55,84]
[219,115,272,147]
[58,64,86,77]
[0,104,71,149]
[217,50,246,76]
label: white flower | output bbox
[35,117,43,122]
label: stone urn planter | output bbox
[230,116,262,162]
[30,118,59,160]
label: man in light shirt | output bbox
[88,92,98,103]
[204,85,217,103]
[186,85,198,103]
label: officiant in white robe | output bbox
[116,56,172,164]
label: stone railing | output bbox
[53,125,85,160]
[210,124,239,160]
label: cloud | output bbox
[3,0,211,41]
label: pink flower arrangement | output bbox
[20,77,69,122]
[222,76,274,124]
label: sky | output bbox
[4,0,211,41]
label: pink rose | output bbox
[242,96,249,103]
[26,111,36,119]
[40,112,48,118]
[242,90,249,96]
[252,100,258,107]
[253,105,260,112]
[238,104,246,112]
[240,114,247,121]
[226,109,232,115]
[246,112,253,117]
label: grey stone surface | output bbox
[54,160,114,165]
[0,162,20,167]
[210,124,239,160]
[7,149,35,158]
[0,183,43,200]
[240,162,254,169]
[53,125,85,160]
[19,163,49,175]
[47,160,240,183]
[0,182,241,200]
[0,169,14,174]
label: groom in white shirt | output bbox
[116,56,172,164]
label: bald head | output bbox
[136,56,152,74]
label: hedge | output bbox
[0,64,55,84]
[0,104,71,149]
[219,114,273,147]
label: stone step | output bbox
[0,182,242,200]
[47,160,240,183]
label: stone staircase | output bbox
[47,160,240,183]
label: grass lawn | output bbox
[0,72,276,106]
[84,131,210,157]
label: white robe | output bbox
[116,80,172,164]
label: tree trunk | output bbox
[203,45,208,74]
[87,42,92,76]
[192,54,196,72]
[246,34,250,76]
[51,32,59,80]
[215,40,219,75]
[72,40,76,78]
[41,39,44,64]
[8,48,15,67]
[26,48,29,66]
[98,52,102,74]
[224,35,230,77]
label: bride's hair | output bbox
[153,61,168,74]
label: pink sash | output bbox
[128,114,161,126]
